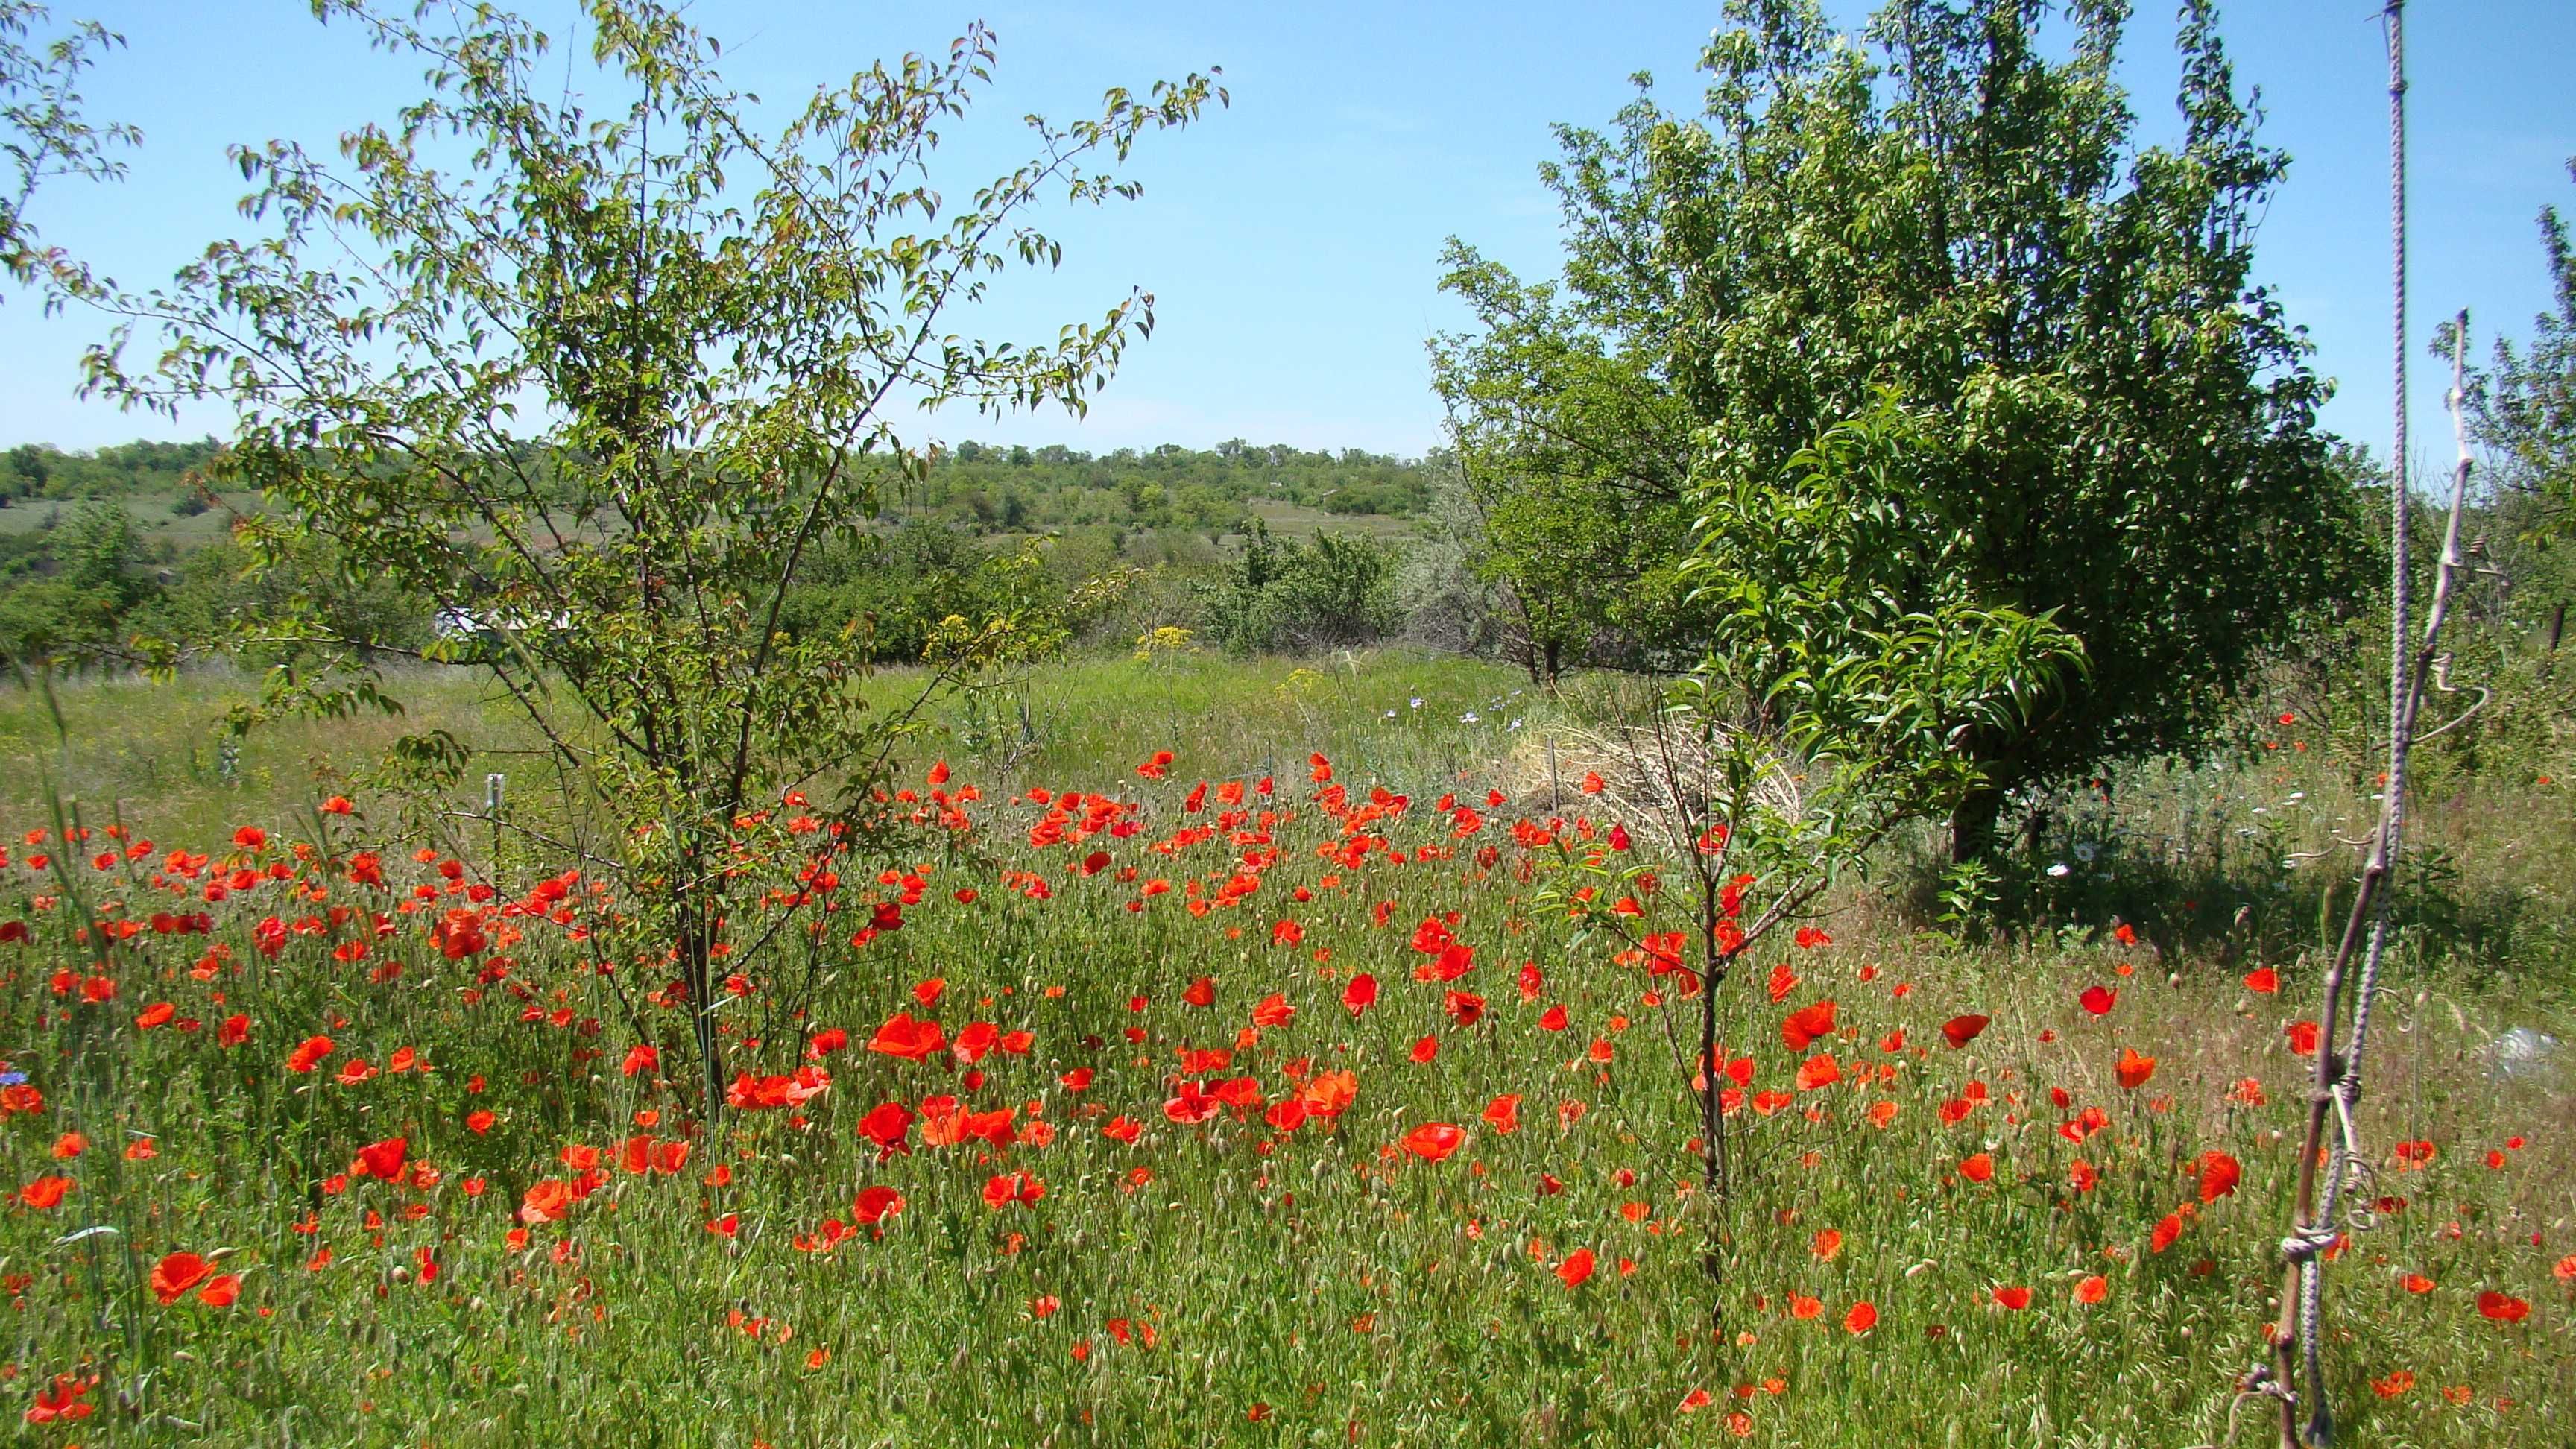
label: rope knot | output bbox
[2279,1223,2340,1263]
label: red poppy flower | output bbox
[858,1101,914,1154]
[353,1137,408,1181]
[25,1374,96,1424]
[2073,1275,2109,1304]
[1342,973,1377,1014]
[1301,1070,1357,1119]
[151,1251,213,1304]
[1556,1248,1596,1288]
[853,1185,906,1225]
[1940,1014,1989,1049]
[1843,1301,1878,1335]
[2078,985,2117,1016]
[1958,1153,1995,1184]
[1401,1123,1465,1162]
[1795,1052,1840,1090]
[2242,967,2278,994]
[1781,1000,1838,1051]
[285,1034,335,1073]
[1251,992,1294,1028]
[2196,1152,2241,1203]
[2114,1049,2156,1090]
[867,1012,945,1062]
[2286,1020,2320,1056]
[17,1176,73,1209]
[2475,1292,2530,1323]
[1481,1093,1522,1134]
[2150,1212,2185,1254]
[1992,1286,2032,1310]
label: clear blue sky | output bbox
[4,1,2572,468]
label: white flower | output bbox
[1409,697,1424,710]
[2073,842,2098,863]
[1460,711,1480,724]
[2045,862,2071,877]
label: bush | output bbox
[1199,523,1396,654]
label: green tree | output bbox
[1201,523,1395,654]
[2469,157,2576,532]
[1655,0,2364,859]
[1553,397,2080,1243]
[1431,84,1701,680]
[1,0,136,300]
[1441,0,2366,858]
[86,0,1221,1109]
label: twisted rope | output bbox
[2271,13,2410,1446]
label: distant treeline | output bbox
[0,438,1445,669]
[2,441,226,507]
[0,438,1436,528]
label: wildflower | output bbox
[150,1251,215,1304]
[1401,1123,1465,1163]
[2475,1292,2530,1324]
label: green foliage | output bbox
[0,0,136,302]
[81,0,1222,1106]
[1199,522,1397,654]
[2469,157,2576,534]
[0,439,223,502]
[1648,0,2367,853]
[1685,398,2086,824]
[1441,1,2370,850]
[911,441,1431,533]
[1431,86,1702,676]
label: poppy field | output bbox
[1,657,2569,1446]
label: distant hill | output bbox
[0,438,1438,537]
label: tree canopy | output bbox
[1438,0,2372,856]
[83,0,1222,1106]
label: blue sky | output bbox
[4,0,2572,468]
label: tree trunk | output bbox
[1948,782,2005,866]
[675,896,726,1116]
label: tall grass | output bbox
[0,651,2566,1445]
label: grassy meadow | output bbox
[1,651,2569,1446]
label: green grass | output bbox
[0,652,2566,1445]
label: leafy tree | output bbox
[1200,523,1395,654]
[2468,157,2576,533]
[1431,86,1701,679]
[1443,0,2366,859]
[1654,0,2366,859]
[1,0,136,300]
[85,0,1221,1109]
[1550,397,2080,1243]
